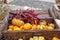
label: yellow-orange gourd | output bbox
[9,25,14,30]
[40,21,47,26]
[12,18,24,26]
[52,37,60,40]
[14,26,20,30]
[32,24,38,30]
[23,23,32,30]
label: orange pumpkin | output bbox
[40,21,47,26]
[9,25,14,30]
[20,26,24,30]
[14,26,20,30]
[23,23,32,30]
[32,24,38,30]
[44,25,48,30]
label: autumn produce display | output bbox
[3,9,60,40]
[8,18,55,30]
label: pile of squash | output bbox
[8,18,55,30]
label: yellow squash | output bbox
[12,18,24,26]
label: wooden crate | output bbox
[2,18,60,40]
[25,31,60,40]
[2,10,60,40]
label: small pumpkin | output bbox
[52,37,60,40]
[32,24,38,30]
[12,18,24,26]
[23,23,32,30]
[14,26,20,30]
[9,25,14,30]
[40,21,47,26]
